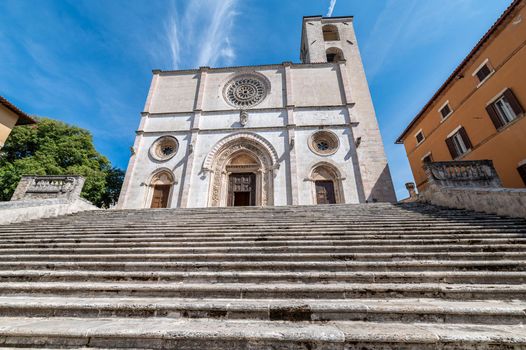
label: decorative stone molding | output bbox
[222,72,271,108]
[203,132,278,207]
[239,110,248,126]
[424,160,501,188]
[203,132,279,172]
[11,175,85,201]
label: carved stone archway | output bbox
[307,162,345,204]
[203,132,279,207]
[145,169,176,208]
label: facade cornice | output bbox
[151,61,338,76]
[142,104,352,117]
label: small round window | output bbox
[309,131,339,156]
[150,136,179,161]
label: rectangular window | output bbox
[440,103,452,119]
[486,88,524,130]
[422,153,433,164]
[445,127,472,159]
[415,130,425,144]
[475,64,492,83]
[518,164,526,186]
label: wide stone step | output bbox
[3,251,525,262]
[1,237,525,249]
[2,260,524,272]
[0,243,523,255]
[0,296,523,324]
[2,220,523,230]
[1,233,524,244]
[1,270,525,284]
[0,317,524,349]
[1,282,524,299]
[0,229,523,241]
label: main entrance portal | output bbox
[228,173,256,206]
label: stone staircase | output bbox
[0,203,525,349]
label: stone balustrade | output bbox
[419,160,525,218]
[424,160,501,188]
[1,175,97,225]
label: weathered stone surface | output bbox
[0,203,524,348]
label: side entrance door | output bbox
[150,185,171,208]
[315,180,336,204]
[228,173,256,206]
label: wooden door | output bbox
[228,173,256,206]
[315,180,336,204]
[150,185,171,208]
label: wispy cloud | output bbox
[165,0,239,70]
[327,0,337,17]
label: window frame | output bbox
[485,88,524,130]
[421,152,433,164]
[472,58,495,87]
[438,101,453,121]
[445,126,472,160]
[414,129,425,146]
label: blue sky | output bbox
[0,0,513,199]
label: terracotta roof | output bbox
[395,0,522,144]
[0,95,36,125]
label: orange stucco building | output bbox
[0,95,36,149]
[396,0,526,190]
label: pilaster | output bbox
[180,67,208,208]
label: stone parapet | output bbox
[424,160,501,188]
[419,160,526,218]
[1,175,98,225]
[11,175,85,201]
[419,185,526,218]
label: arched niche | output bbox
[203,132,279,207]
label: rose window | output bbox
[309,131,339,156]
[150,136,179,161]
[223,74,268,108]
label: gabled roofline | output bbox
[0,95,37,125]
[395,0,522,144]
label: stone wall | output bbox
[1,175,98,225]
[419,160,526,218]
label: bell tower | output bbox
[300,16,354,64]
[300,15,397,203]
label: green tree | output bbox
[0,117,124,207]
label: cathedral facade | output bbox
[117,16,396,209]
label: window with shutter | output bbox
[487,89,524,130]
[446,127,471,159]
[518,164,526,186]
